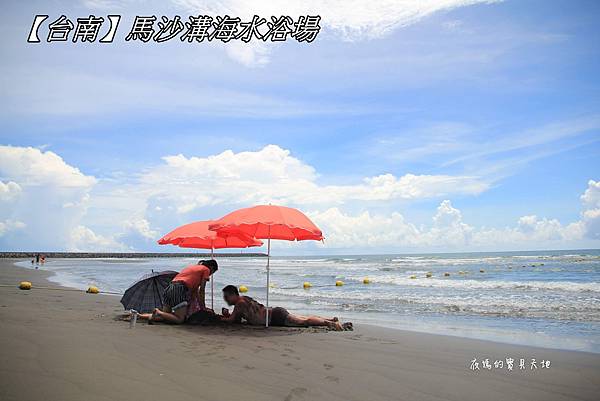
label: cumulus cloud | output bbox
[173,0,499,65]
[309,208,421,248]
[310,200,476,250]
[581,179,600,208]
[0,145,96,250]
[310,190,597,251]
[0,144,597,252]
[122,219,158,240]
[0,181,21,201]
[0,146,96,188]
[116,218,160,248]
[68,225,128,252]
[516,215,564,240]
[580,180,600,239]
[429,200,474,246]
[138,144,488,213]
[0,219,26,237]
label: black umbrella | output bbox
[120,270,178,313]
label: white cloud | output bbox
[582,209,600,240]
[369,115,600,183]
[138,144,487,214]
[68,225,128,252]
[442,116,600,169]
[580,180,600,239]
[175,0,497,40]
[66,144,488,250]
[309,207,421,248]
[0,219,26,237]
[513,215,579,241]
[311,200,475,249]
[429,200,474,246]
[0,147,158,251]
[116,218,160,247]
[310,190,598,251]
[0,146,96,188]
[225,41,272,68]
[122,218,158,240]
[0,181,21,201]
[0,145,96,249]
[433,199,463,226]
[1,144,597,252]
[173,0,499,65]
[581,179,600,208]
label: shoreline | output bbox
[1,258,599,401]
[2,248,598,259]
[5,261,596,355]
[1,252,268,258]
[11,258,600,354]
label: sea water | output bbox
[16,250,600,353]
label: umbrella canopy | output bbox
[120,270,178,313]
[208,205,323,241]
[209,205,323,327]
[157,220,263,310]
[158,220,263,249]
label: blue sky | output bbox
[0,0,599,254]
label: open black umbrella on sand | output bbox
[120,270,178,313]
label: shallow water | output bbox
[16,249,600,352]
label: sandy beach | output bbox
[1,259,599,401]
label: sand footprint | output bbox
[283,387,307,401]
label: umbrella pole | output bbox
[211,247,214,311]
[266,237,271,328]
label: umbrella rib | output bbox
[153,277,161,310]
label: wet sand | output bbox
[1,259,599,401]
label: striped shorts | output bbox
[163,281,190,311]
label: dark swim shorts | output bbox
[269,306,290,326]
[163,281,190,311]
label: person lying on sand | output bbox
[140,260,218,324]
[219,285,352,331]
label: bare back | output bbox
[234,296,266,325]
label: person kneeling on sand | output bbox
[219,285,352,331]
[146,260,218,324]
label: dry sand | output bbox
[1,258,599,401]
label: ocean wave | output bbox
[345,275,600,292]
[269,287,600,320]
[390,257,492,266]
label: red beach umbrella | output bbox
[158,220,263,249]
[209,205,323,327]
[157,220,263,309]
[209,205,323,241]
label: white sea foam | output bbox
[269,287,600,322]
[345,275,600,293]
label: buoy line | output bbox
[5,280,371,294]
[268,284,343,290]
[0,283,122,295]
